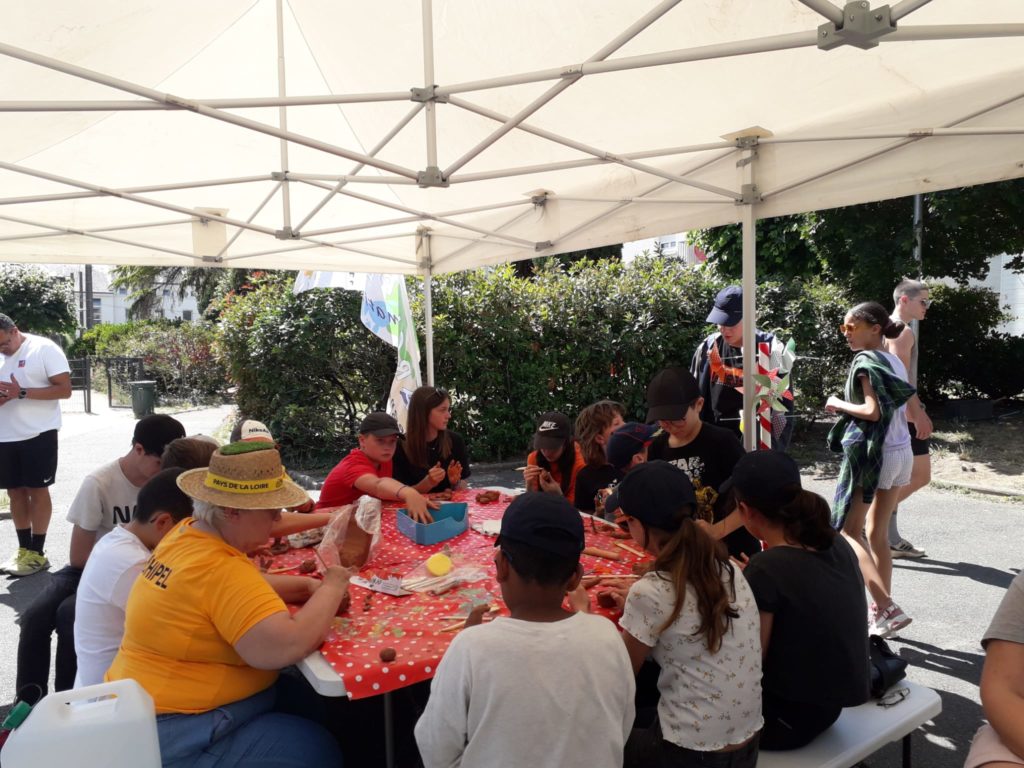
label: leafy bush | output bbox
[70,320,229,400]
[0,264,77,336]
[215,274,395,466]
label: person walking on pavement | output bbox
[0,313,72,578]
[884,278,933,559]
[691,286,795,451]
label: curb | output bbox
[930,479,1024,499]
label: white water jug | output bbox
[2,679,160,768]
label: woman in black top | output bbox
[392,386,471,493]
[729,450,871,751]
[572,400,625,513]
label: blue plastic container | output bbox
[396,501,469,545]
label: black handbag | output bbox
[869,634,908,698]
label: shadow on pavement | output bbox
[893,638,983,688]
[893,559,1018,590]
[0,570,52,620]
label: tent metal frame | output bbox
[3,0,1024,453]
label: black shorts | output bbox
[0,430,59,489]
[909,422,930,457]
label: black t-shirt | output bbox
[391,431,471,492]
[573,464,623,513]
[647,422,759,558]
[744,536,871,707]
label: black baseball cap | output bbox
[707,285,743,326]
[495,492,585,558]
[533,411,572,451]
[720,450,802,510]
[606,422,657,470]
[359,412,401,436]
[613,460,697,532]
[645,367,701,423]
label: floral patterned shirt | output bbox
[620,567,763,750]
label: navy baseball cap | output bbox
[707,285,743,326]
[613,460,697,532]
[720,450,802,510]
[496,492,585,558]
[606,422,658,470]
[645,367,701,423]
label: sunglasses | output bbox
[838,322,862,334]
[918,298,932,308]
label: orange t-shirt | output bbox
[527,442,587,505]
[106,519,286,714]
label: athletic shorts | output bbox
[909,422,930,457]
[965,724,1024,768]
[877,445,913,490]
[0,430,59,489]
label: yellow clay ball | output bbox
[426,553,453,576]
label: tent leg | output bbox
[739,142,758,452]
[421,230,436,386]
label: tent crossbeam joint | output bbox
[737,184,762,205]
[417,166,449,188]
[818,2,894,50]
[275,227,301,240]
[409,85,448,104]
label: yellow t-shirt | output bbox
[106,519,286,714]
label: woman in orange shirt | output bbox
[524,411,586,506]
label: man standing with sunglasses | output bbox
[884,278,933,559]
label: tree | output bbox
[110,266,255,319]
[0,264,77,336]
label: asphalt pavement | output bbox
[1,399,1019,768]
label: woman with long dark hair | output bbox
[614,460,762,768]
[392,386,471,494]
[731,450,870,750]
[827,301,916,637]
[572,400,625,513]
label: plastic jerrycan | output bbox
[1,679,160,768]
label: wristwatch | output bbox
[18,389,27,400]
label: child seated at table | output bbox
[317,412,436,523]
[599,422,657,520]
[614,461,763,768]
[414,492,635,768]
[524,411,586,505]
[572,400,625,513]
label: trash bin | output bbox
[129,380,157,419]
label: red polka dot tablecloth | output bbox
[257,490,650,700]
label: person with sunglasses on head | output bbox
[392,386,471,494]
[827,301,917,638]
[884,278,933,560]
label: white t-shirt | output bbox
[878,351,911,451]
[66,459,142,538]
[73,526,151,688]
[620,568,763,751]
[415,611,635,768]
[0,332,70,442]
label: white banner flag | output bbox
[292,270,365,294]
[360,275,422,428]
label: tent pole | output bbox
[422,0,438,170]
[0,41,421,180]
[0,212,199,259]
[0,175,272,207]
[739,142,758,452]
[299,199,530,238]
[276,0,292,234]
[216,182,284,259]
[420,231,436,386]
[0,218,193,241]
[442,0,682,177]
[0,93,411,111]
[794,0,844,25]
[890,0,935,23]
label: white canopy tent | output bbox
[3,0,1024,447]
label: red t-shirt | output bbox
[316,449,393,509]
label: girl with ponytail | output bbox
[827,301,917,638]
[613,460,762,767]
[729,451,870,750]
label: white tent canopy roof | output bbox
[2,0,1024,275]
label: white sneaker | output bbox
[873,602,913,638]
[890,538,927,559]
[0,548,28,575]
[6,549,50,578]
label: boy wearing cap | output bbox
[646,367,760,559]
[74,468,195,688]
[15,414,186,704]
[317,412,436,522]
[415,492,635,768]
[596,422,657,520]
[691,285,794,450]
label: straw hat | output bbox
[176,442,309,510]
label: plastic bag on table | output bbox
[400,549,489,595]
[316,496,382,569]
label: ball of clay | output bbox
[426,552,453,576]
[596,591,618,609]
[298,559,317,574]
[379,647,397,662]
